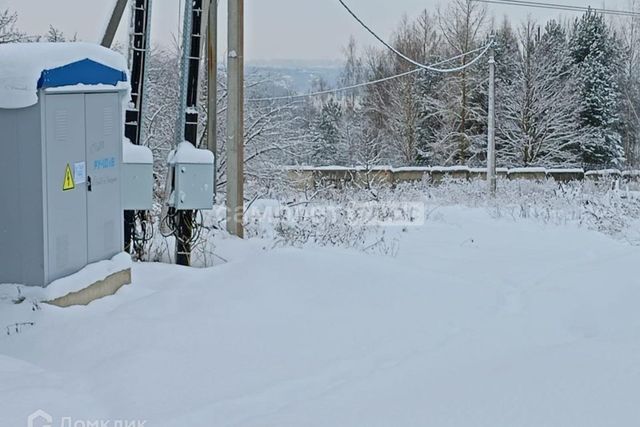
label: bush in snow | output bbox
[412,177,640,242]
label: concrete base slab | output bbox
[46,268,131,308]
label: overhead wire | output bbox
[482,0,640,16]
[248,44,493,103]
[473,0,640,17]
[336,0,494,73]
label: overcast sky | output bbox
[0,0,629,62]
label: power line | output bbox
[483,0,640,16]
[249,69,421,103]
[337,0,494,73]
[474,0,640,17]
[248,44,492,103]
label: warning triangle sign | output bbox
[63,164,75,191]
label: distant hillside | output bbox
[246,60,342,93]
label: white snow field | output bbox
[1,205,640,427]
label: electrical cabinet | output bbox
[0,47,129,287]
[171,164,215,210]
[168,142,215,210]
[122,141,154,210]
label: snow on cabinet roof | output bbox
[0,42,129,109]
[168,141,215,165]
[123,139,153,165]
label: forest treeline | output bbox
[304,1,640,169]
[3,1,640,177]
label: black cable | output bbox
[474,0,640,17]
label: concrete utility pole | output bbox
[487,34,497,196]
[101,0,129,47]
[226,0,245,237]
[208,0,218,199]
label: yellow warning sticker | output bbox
[63,164,75,191]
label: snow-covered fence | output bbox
[585,169,622,181]
[508,167,547,181]
[546,169,586,182]
[285,167,640,188]
[287,166,395,189]
[430,166,470,183]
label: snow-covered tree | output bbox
[280,7,636,169]
[46,25,65,42]
[0,10,25,44]
[45,25,76,42]
[617,1,640,167]
[498,19,582,167]
[339,37,365,112]
[360,11,442,165]
[494,18,520,87]
[415,69,446,165]
[570,10,625,167]
[140,46,312,204]
[311,98,344,165]
[437,0,488,164]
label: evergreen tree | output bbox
[416,70,445,165]
[312,99,344,166]
[494,18,520,87]
[493,19,520,165]
[540,20,572,77]
[570,11,625,167]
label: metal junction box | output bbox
[0,46,129,287]
[122,141,154,210]
[168,142,215,210]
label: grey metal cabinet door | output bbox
[44,94,89,282]
[85,93,123,264]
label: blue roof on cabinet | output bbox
[37,58,128,90]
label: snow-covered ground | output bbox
[1,197,640,426]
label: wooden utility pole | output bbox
[226,0,244,237]
[487,35,497,195]
[208,0,218,198]
[101,0,129,47]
